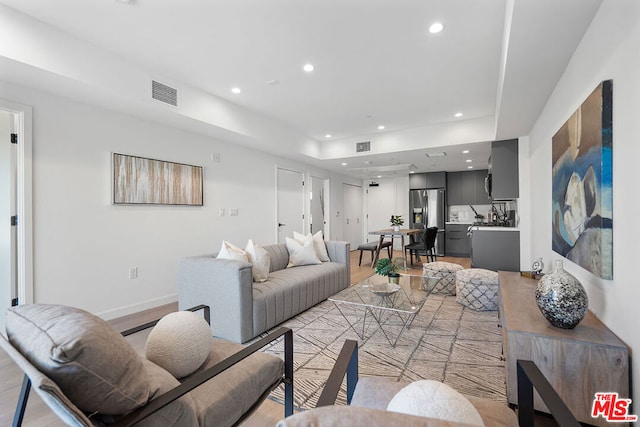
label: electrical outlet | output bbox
[129,267,138,279]
[230,208,239,216]
[219,208,225,216]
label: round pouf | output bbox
[145,311,213,378]
[422,262,464,295]
[455,268,500,311]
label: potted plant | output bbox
[375,258,401,284]
[390,215,404,232]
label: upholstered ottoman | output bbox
[455,268,499,311]
[422,261,464,295]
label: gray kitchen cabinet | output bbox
[474,169,491,204]
[445,224,470,257]
[470,229,520,271]
[409,172,446,189]
[446,170,489,205]
[491,139,519,199]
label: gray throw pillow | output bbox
[6,304,151,415]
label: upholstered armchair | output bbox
[1,303,293,426]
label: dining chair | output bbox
[404,227,437,265]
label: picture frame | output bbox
[551,80,612,279]
[112,153,203,206]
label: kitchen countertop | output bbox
[468,225,519,231]
[446,221,473,225]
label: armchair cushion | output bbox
[6,304,151,415]
[144,311,213,378]
[387,380,483,426]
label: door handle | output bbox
[278,223,286,227]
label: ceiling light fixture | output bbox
[454,112,463,117]
[466,159,472,163]
[377,175,382,178]
[341,162,347,166]
[429,22,444,34]
[377,125,385,130]
[425,152,447,157]
[231,87,241,94]
[462,150,470,154]
[468,166,474,169]
[325,134,332,138]
[303,63,314,72]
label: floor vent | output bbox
[356,141,371,152]
[151,80,178,106]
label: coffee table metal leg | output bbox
[366,307,417,347]
[332,302,377,340]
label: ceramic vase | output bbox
[535,259,588,329]
[393,225,400,232]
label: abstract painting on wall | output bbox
[551,80,612,279]
[113,153,203,206]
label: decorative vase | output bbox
[388,273,400,284]
[535,259,588,329]
[393,225,400,232]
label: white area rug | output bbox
[255,294,506,410]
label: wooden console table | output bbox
[498,271,630,427]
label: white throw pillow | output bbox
[387,380,484,426]
[245,239,271,282]
[217,240,249,263]
[286,236,321,267]
[293,231,330,262]
[145,311,213,379]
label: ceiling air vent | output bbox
[151,80,178,107]
[355,141,371,153]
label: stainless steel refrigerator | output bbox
[409,189,446,256]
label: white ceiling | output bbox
[0,0,602,178]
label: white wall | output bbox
[0,81,360,319]
[527,0,640,395]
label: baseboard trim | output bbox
[97,294,178,321]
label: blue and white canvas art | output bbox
[551,80,612,280]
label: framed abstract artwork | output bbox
[551,80,612,279]
[112,153,203,206]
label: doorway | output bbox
[342,183,363,250]
[276,167,305,243]
[365,180,397,245]
[0,100,32,337]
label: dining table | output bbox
[368,228,424,268]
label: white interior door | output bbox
[276,167,305,243]
[343,183,363,249]
[366,181,398,247]
[0,110,15,335]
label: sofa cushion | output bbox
[245,239,271,282]
[217,240,249,262]
[6,304,151,415]
[387,380,484,426]
[294,231,330,262]
[145,311,213,378]
[285,236,321,267]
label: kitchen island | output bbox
[468,225,520,271]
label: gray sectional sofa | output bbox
[178,241,351,343]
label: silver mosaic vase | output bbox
[535,259,589,329]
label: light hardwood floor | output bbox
[0,250,470,426]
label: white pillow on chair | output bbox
[286,237,321,267]
[387,380,484,426]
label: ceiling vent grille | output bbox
[355,141,371,153]
[151,80,178,106]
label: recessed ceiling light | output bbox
[377,125,385,130]
[454,112,463,118]
[462,150,470,154]
[231,87,241,94]
[377,175,382,178]
[303,63,314,72]
[468,166,474,169]
[325,134,332,138]
[429,22,444,34]
[341,162,347,166]
[466,159,472,163]
[425,152,447,157]
[409,171,415,174]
